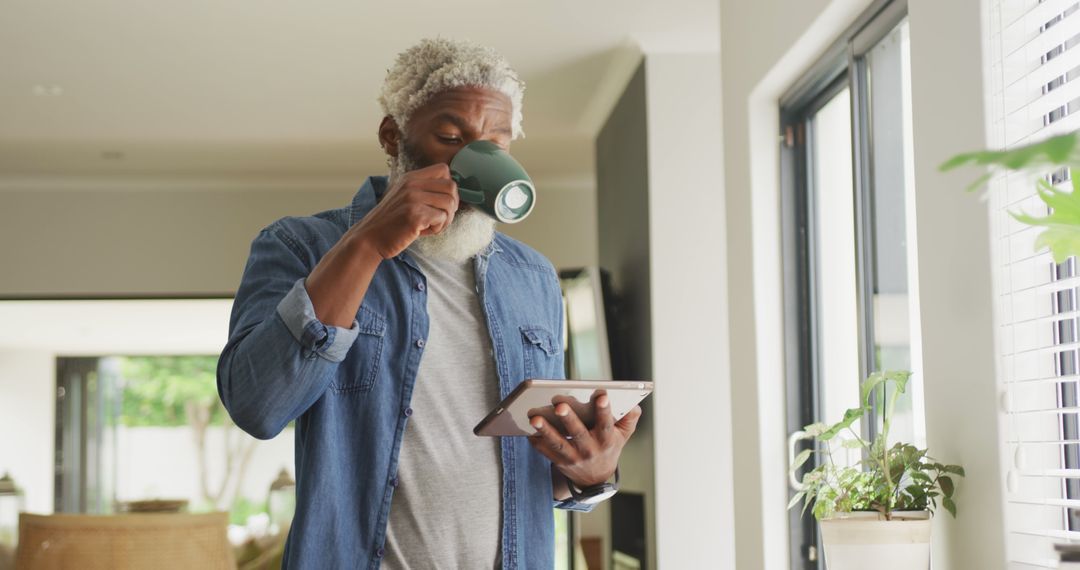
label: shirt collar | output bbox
[348,176,388,227]
[481,234,504,257]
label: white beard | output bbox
[411,207,496,263]
[389,142,496,264]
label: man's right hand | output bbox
[350,163,460,259]
[304,163,459,327]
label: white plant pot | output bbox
[818,511,931,570]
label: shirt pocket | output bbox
[520,325,561,380]
[331,305,387,394]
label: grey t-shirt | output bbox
[382,248,504,569]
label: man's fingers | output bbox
[528,416,579,464]
[417,177,459,197]
[407,162,453,180]
[527,435,567,466]
[414,204,451,236]
[615,405,642,436]
[417,190,458,216]
[592,392,615,443]
[554,403,592,448]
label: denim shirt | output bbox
[217,176,593,570]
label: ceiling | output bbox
[0,0,719,181]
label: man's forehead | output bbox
[416,87,512,118]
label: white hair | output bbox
[378,38,525,139]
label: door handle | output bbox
[787,430,812,491]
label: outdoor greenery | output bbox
[228,496,265,526]
[941,130,1080,262]
[118,355,257,510]
[119,355,224,427]
[789,371,965,521]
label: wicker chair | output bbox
[15,512,235,570]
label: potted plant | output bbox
[788,370,964,570]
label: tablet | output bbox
[473,379,654,437]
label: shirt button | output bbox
[390,476,399,487]
[404,407,413,417]
[416,282,426,292]
[376,547,385,558]
[415,339,425,349]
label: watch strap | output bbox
[566,466,620,503]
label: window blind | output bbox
[990,0,1080,567]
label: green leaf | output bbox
[884,370,912,395]
[942,496,958,518]
[1011,206,1080,263]
[860,372,887,407]
[118,355,223,427]
[910,470,932,484]
[943,465,966,477]
[939,475,955,498]
[803,422,830,437]
[821,407,865,440]
[962,171,994,193]
[945,132,1080,261]
[792,449,813,471]
[787,491,806,510]
[840,438,865,449]
[940,132,1080,174]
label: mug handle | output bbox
[451,172,486,204]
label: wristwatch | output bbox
[566,467,620,505]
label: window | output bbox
[54,354,289,528]
[0,298,298,566]
[987,0,1080,565]
[778,1,921,567]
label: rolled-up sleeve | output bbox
[217,226,357,440]
[276,278,360,363]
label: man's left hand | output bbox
[527,392,642,488]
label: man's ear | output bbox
[378,116,401,158]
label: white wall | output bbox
[499,180,599,270]
[907,1,1005,567]
[116,426,295,509]
[643,52,735,570]
[720,2,864,567]
[0,350,55,514]
[0,176,596,298]
[0,181,354,296]
[720,0,1005,568]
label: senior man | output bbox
[217,38,641,569]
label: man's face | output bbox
[379,86,515,262]
[382,87,513,199]
[402,85,513,161]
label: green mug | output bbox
[449,140,536,224]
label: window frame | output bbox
[778,0,911,567]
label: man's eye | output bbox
[438,136,462,144]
